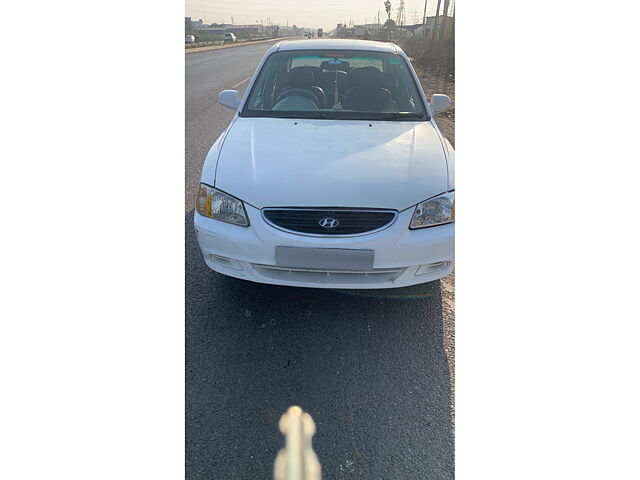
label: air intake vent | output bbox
[262,208,397,235]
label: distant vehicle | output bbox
[185,35,195,44]
[317,28,324,38]
[196,39,454,289]
[224,33,237,42]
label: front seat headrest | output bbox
[286,68,315,88]
[347,67,383,88]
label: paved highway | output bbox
[185,41,455,480]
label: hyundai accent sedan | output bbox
[194,39,454,289]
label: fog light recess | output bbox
[415,261,451,276]
[209,254,243,271]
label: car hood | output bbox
[212,117,449,211]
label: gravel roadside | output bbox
[420,70,456,424]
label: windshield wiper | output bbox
[306,112,331,119]
[373,112,426,121]
[252,111,331,119]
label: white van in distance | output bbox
[224,33,237,42]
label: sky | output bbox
[185,0,452,31]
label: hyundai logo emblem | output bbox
[319,217,339,229]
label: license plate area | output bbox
[275,247,374,271]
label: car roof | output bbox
[275,38,400,54]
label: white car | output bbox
[224,33,237,42]
[195,39,454,289]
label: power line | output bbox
[188,0,348,6]
[186,0,438,26]
[187,5,366,14]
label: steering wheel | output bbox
[275,88,319,108]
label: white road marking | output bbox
[230,76,251,89]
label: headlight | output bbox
[410,192,454,229]
[196,184,249,226]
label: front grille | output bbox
[262,208,397,235]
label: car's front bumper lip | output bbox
[194,205,454,289]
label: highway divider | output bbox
[185,37,296,54]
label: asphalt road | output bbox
[185,41,455,480]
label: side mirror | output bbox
[218,90,241,110]
[430,94,451,114]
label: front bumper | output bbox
[194,205,454,289]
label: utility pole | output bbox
[432,0,442,40]
[451,0,455,37]
[396,0,406,26]
[440,0,450,38]
[422,0,428,37]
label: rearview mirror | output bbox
[218,90,241,110]
[430,94,451,114]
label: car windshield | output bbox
[241,49,428,121]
